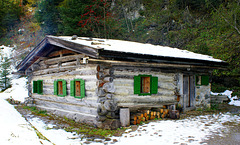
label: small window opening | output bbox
[196,76,201,85]
[141,77,150,93]
[75,81,81,97]
[58,81,63,95]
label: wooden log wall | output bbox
[30,53,100,125]
[112,66,178,108]
[95,65,119,123]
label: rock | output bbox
[102,119,120,130]
[105,138,111,141]
[84,141,91,144]
[95,139,103,143]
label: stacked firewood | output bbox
[130,109,170,125]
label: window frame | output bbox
[70,79,85,99]
[196,75,209,86]
[134,74,158,96]
[54,79,67,97]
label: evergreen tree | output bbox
[59,0,119,38]
[58,0,92,36]
[35,0,64,35]
[0,57,11,91]
[0,0,23,38]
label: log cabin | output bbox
[17,35,227,128]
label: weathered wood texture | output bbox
[113,66,177,107]
[35,98,98,115]
[37,105,98,125]
[30,55,99,123]
[120,108,130,127]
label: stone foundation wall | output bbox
[195,85,211,109]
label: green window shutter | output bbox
[201,75,209,86]
[54,81,58,95]
[80,80,85,99]
[70,80,75,97]
[134,76,141,94]
[37,80,43,94]
[33,81,38,93]
[62,80,67,96]
[151,76,158,94]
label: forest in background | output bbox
[0,0,239,95]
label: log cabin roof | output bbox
[16,35,227,72]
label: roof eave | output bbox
[16,36,100,72]
[98,49,228,69]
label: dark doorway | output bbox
[183,75,195,107]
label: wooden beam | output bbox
[48,49,76,58]
[88,58,222,70]
[99,50,228,68]
[43,54,85,65]
[47,36,99,58]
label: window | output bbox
[196,75,209,86]
[134,75,158,96]
[141,76,151,93]
[70,79,85,99]
[33,80,43,94]
[196,76,201,85]
[54,80,67,97]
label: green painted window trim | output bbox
[134,74,158,96]
[70,79,85,99]
[33,80,43,94]
[33,81,38,93]
[37,80,43,94]
[54,79,67,97]
[195,75,209,86]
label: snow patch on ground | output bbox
[211,90,240,107]
[29,118,84,145]
[0,97,42,145]
[1,77,28,102]
[111,113,240,145]
[0,45,13,58]
[24,113,240,145]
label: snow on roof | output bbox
[50,36,223,63]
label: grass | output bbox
[62,117,125,138]
[22,106,48,116]
[20,105,127,139]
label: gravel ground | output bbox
[205,123,240,145]
[204,104,240,145]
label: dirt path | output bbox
[204,123,240,145]
[204,104,240,145]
